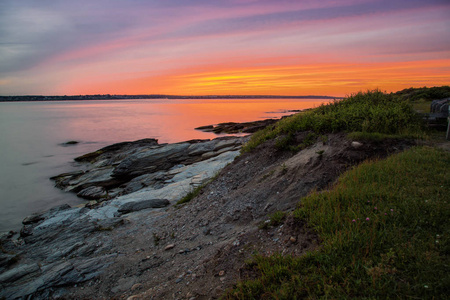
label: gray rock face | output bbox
[118,199,170,214]
[77,186,107,200]
[112,142,191,178]
[1,136,247,299]
[0,263,40,284]
[52,136,246,200]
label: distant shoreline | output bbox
[0,94,341,102]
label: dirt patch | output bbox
[57,133,415,300]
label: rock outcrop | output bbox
[0,132,417,299]
[0,136,247,299]
[51,136,246,201]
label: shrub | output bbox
[242,89,424,152]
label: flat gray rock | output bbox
[118,199,170,214]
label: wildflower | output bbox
[385,213,387,216]
[374,207,377,210]
[352,219,356,223]
[366,217,370,221]
[390,209,394,212]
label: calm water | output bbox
[0,98,329,233]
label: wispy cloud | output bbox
[0,0,449,95]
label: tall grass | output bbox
[242,89,424,152]
[224,147,450,299]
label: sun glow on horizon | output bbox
[59,58,450,97]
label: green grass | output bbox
[224,146,450,299]
[411,99,432,113]
[242,89,424,152]
[347,131,428,142]
[176,184,205,205]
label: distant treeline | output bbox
[0,94,339,102]
[393,86,450,101]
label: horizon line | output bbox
[0,94,343,100]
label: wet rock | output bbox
[77,186,107,200]
[0,263,40,284]
[23,213,46,225]
[118,199,170,214]
[60,141,79,146]
[195,119,278,134]
[0,253,19,269]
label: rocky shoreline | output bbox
[0,124,416,299]
[0,135,247,299]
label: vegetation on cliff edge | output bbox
[242,89,426,152]
[225,146,450,299]
[227,87,449,299]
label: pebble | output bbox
[290,236,297,243]
[351,141,363,149]
[164,244,175,251]
[218,270,225,276]
[131,283,143,291]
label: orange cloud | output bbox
[66,58,449,97]
[158,59,450,96]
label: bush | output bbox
[242,89,424,152]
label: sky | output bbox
[0,0,449,97]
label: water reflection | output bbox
[0,98,329,232]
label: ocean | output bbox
[0,98,330,233]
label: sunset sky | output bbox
[0,0,449,96]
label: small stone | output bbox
[164,244,175,251]
[175,277,183,283]
[290,236,297,243]
[131,283,143,291]
[127,295,143,300]
[351,141,363,149]
[218,270,225,276]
